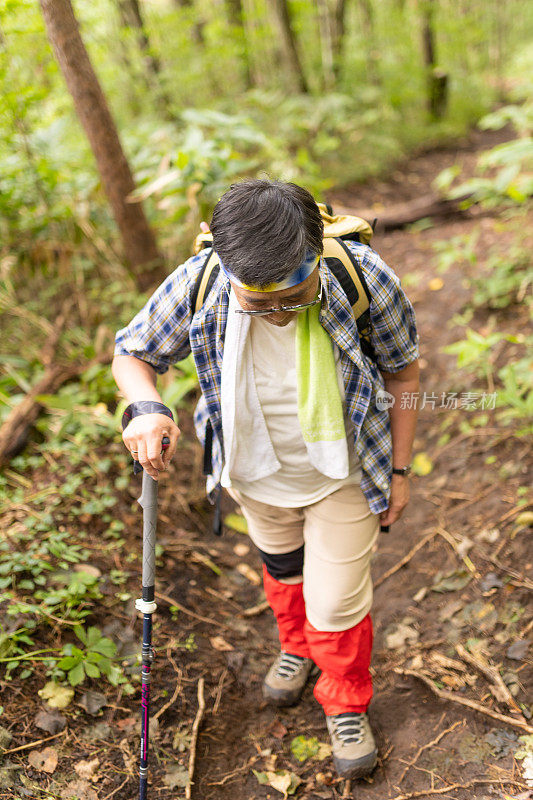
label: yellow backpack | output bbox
[191,202,377,362]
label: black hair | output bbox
[209,178,323,288]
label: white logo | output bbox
[376,390,395,411]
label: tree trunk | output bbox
[117,0,161,77]
[420,0,448,118]
[225,0,254,89]
[173,0,206,46]
[316,0,335,91]
[357,0,380,85]
[270,0,309,93]
[115,0,176,119]
[331,0,348,80]
[39,0,163,291]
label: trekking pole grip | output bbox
[136,436,170,597]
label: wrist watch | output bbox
[392,464,412,476]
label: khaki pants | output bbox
[227,483,380,632]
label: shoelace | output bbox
[331,713,365,744]
[275,651,307,679]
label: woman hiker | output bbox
[111,178,420,780]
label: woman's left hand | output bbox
[379,474,410,528]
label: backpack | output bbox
[190,202,378,362]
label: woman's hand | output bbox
[379,473,410,528]
[122,413,181,480]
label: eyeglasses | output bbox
[234,281,323,316]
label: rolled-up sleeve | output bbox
[361,248,420,373]
[114,252,204,375]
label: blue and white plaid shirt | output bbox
[114,242,419,514]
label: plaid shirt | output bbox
[114,242,419,514]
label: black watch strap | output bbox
[392,464,411,476]
[121,401,174,431]
[121,401,174,476]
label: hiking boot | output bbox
[263,651,316,707]
[325,712,378,779]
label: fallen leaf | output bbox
[507,641,529,661]
[28,747,58,774]
[172,726,191,752]
[38,681,74,710]
[78,691,107,716]
[236,563,261,585]
[224,513,248,534]
[412,586,428,603]
[268,719,288,739]
[485,728,518,759]
[384,621,419,650]
[82,721,111,741]
[74,564,101,578]
[428,277,444,291]
[291,735,321,762]
[0,764,17,789]
[116,717,136,731]
[431,568,472,593]
[163,763,190,789]
[480,572,504,592]
[503,670,521,697]
[411,452,433,476]
[253,769,302,798]
[210,635,234,652]
[60,779,98,800]
[514,511,533,530]
[34,709,66,735]
[458,731,493,763]
[0,726,13,749]
[74,757,100,781]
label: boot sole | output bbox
[333,748,378,780]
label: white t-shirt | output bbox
[227,315,362,507]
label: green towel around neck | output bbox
[295,302,345,443]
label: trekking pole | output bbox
[123,429,170,800]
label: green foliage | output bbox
[431,231,479,275]
[53,625,132,690]
[436,45,533,208]
[496,355,533,434]
[469,245,531,309]
[442,328,509,374]
[442,330,532,436]
[0,529,89,593]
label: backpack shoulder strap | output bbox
[323,237,376,363]
[191,248,220,314]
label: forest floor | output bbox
[1,124,532,800]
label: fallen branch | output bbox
[388,777,530,800]
[374,531,438,589]
[336,189,481,232]
[397,719,464,785]
[395,668,533,734]
[153,669,182,721]
[241,599,270,617]
[0,362,80,465]
[0,728,67,755]
[156,591,231,630]
[455,643,526,720]
[186,676,205,800]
